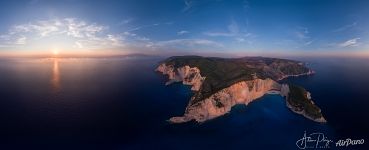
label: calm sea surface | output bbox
[0,56,368,149]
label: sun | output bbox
[52,48,59,56]
[53,50,59,55]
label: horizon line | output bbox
[1,51,369,59]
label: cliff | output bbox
[156,56,326,123]
[156,63,205,91]
[169,78,281,123]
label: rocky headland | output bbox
[156,56,326,123]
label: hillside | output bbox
[162,56,312,105]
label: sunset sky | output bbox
[0,0,369,57]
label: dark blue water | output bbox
[0,56,368,150]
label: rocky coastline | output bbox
[156,56,326,123]
[277,70,315,81]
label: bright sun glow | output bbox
[52,48,59,55]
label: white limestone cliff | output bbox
[156,64,205,91]
[169,78,281,123]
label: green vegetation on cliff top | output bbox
[162,56,311,105]
[287,84,323,119]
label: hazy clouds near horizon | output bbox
[0,0,368,57]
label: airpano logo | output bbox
[335,138,365,147]
[296,131,365,149]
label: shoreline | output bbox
[285,98,327,123]
[277,70,315,81]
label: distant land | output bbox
[156,56,326,123]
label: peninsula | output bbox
[156,56,326,123]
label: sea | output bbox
[0,56,368,150]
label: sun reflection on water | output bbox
[51,58,60,93]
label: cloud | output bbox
[0,34,28,47]
[8,18,106,38]
[291,26,316,48]
[150,39,223,48]
[123,31,151,42]
[11,20,61,37]
[118,18,133,26]
[123,31,136,37]
[74,41,83,48]
[182,0,194,12]
[177,30,189,35]
[235,38,245,42]
[204,32,234,37]
[203,19,254,45]
[74,34,124,49]
[137,37,150,41]
[204,20,240,37]
[304,40,314,46]
[228,20,239,34]
[15,36,27,45]
[295,27,309,39]
[333,22,357,32]
[0,18,225,52]
[295,31,308,39]
[338,38,360,47]
[0,18,123,49]
[127,22,171,32]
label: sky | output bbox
[0,0,369,57]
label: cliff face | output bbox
[280,84,290,97]
[156,56,326,124]
[156,64,205,91]
[169,78,281,123]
